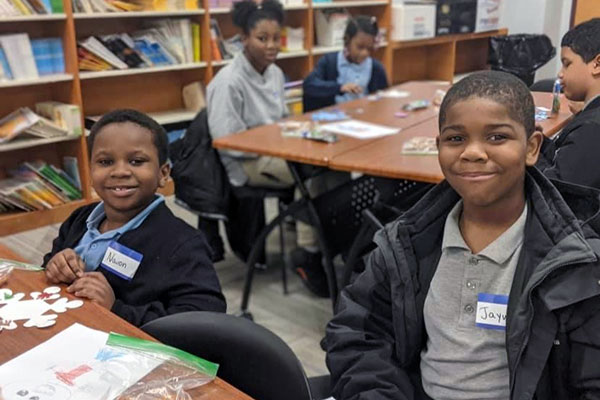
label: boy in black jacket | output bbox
[326,71,600,399]
[537,18,600,188]
[43,109,226,327]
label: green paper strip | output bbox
[0,258,43,271]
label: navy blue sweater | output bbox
[43,202,227,326]
[303,52,389,112]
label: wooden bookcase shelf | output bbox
[0,0,506,235]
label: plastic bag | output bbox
[0,265,13,286]
[488,34,556,86]
[104,332,219,400]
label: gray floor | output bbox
[0,196,331,377]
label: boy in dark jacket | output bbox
[537,18,600,188]
[326,71,600,399]
[43,109,226,327]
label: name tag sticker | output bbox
[100,241,143,281]
[476,293,508,331]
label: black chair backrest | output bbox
[142,311,313,400]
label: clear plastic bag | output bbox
[0,265,13,287]
[104,332,219,400]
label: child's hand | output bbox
[341,83,362,94]
[67,272,115,309]
[45,249,85,284]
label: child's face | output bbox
[345,31,375,64]
[559,46,597,102]
[90,122,170,219]
[437,97,542,210]
[243,19,281,71]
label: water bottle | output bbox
[551,78,561,117]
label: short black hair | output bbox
[561,18,600,63]
[232,0,285,35]
[344,15,378,43]
[88,109,169,165]
[439,71,535,137]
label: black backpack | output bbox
[169,108,230,218]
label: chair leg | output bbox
[278,201,288,295]
[240,200,307,314]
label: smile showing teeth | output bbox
[108,186,137,196]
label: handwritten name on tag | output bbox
[100,241,142,281]
[476,293,509,331]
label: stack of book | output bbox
[78,19,201,72]
[72,0,198,13]
[0,104,81,144]
[0,34,65,82]
[284,80,303,115]
[0,160,82,214]
[0,0,63,16]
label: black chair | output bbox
[530,78,557,92]
[141,311,330,400]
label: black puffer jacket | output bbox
[327,168,600,400]
[537,96,600,189]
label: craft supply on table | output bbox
[279,121,338,143]
[320,119,400,139]
[402,137,438,155]
[402,99,430,111]
[311,109,349,122]
[0,323,218,400]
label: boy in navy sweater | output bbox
[43,109,226,326]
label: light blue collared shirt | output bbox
[335,51,373,104]
[74,195,165,271]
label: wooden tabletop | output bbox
[0,267,252,400]
[212,81,450,165]
[329,93,574,182]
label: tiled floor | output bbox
[0,196,332,377]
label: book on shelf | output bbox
[281,26,304,52]
[0,107,72,144]
[0,160,82,214]
[78,19,200,72]
[72,0,199,13]
[0,0,62,16]
[35,101,83,136]
[210,18,232,61]
[0,35,64,82]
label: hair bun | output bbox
[232,0,258,29]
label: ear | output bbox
[591,53,600,77]
[525,129,544,166]
[241,33,249,46]
[158,162,171,188]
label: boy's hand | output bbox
[45,249,85,284]
[341,83,362,94]
[67,272,115,309]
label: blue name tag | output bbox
[100,241,143,281]
[475,293,509,331]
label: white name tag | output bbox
[100,241,143,281]
[476,293,509,331]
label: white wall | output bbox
[499,0,573,81]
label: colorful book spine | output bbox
[31,39,54,76]
[48,0,62,13]
[0,48,13,80]
[48,38,65,74]
[192,23,201,63]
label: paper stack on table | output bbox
[320,119,400,139]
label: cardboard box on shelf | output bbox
[475,0,502,32]
[315,9,350,47]
[391,2,436,41]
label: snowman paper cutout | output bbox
[0,286,83,330]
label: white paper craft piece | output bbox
[0,323,163,400]
[379,89,410,98]
[0,286,83,330]
[320,119,400,139]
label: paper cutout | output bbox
[0,286,83,330]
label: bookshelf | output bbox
[0,0,506,236]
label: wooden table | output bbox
[213,81,450,165]
[328,93,574,183]
[0,265,252,400]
